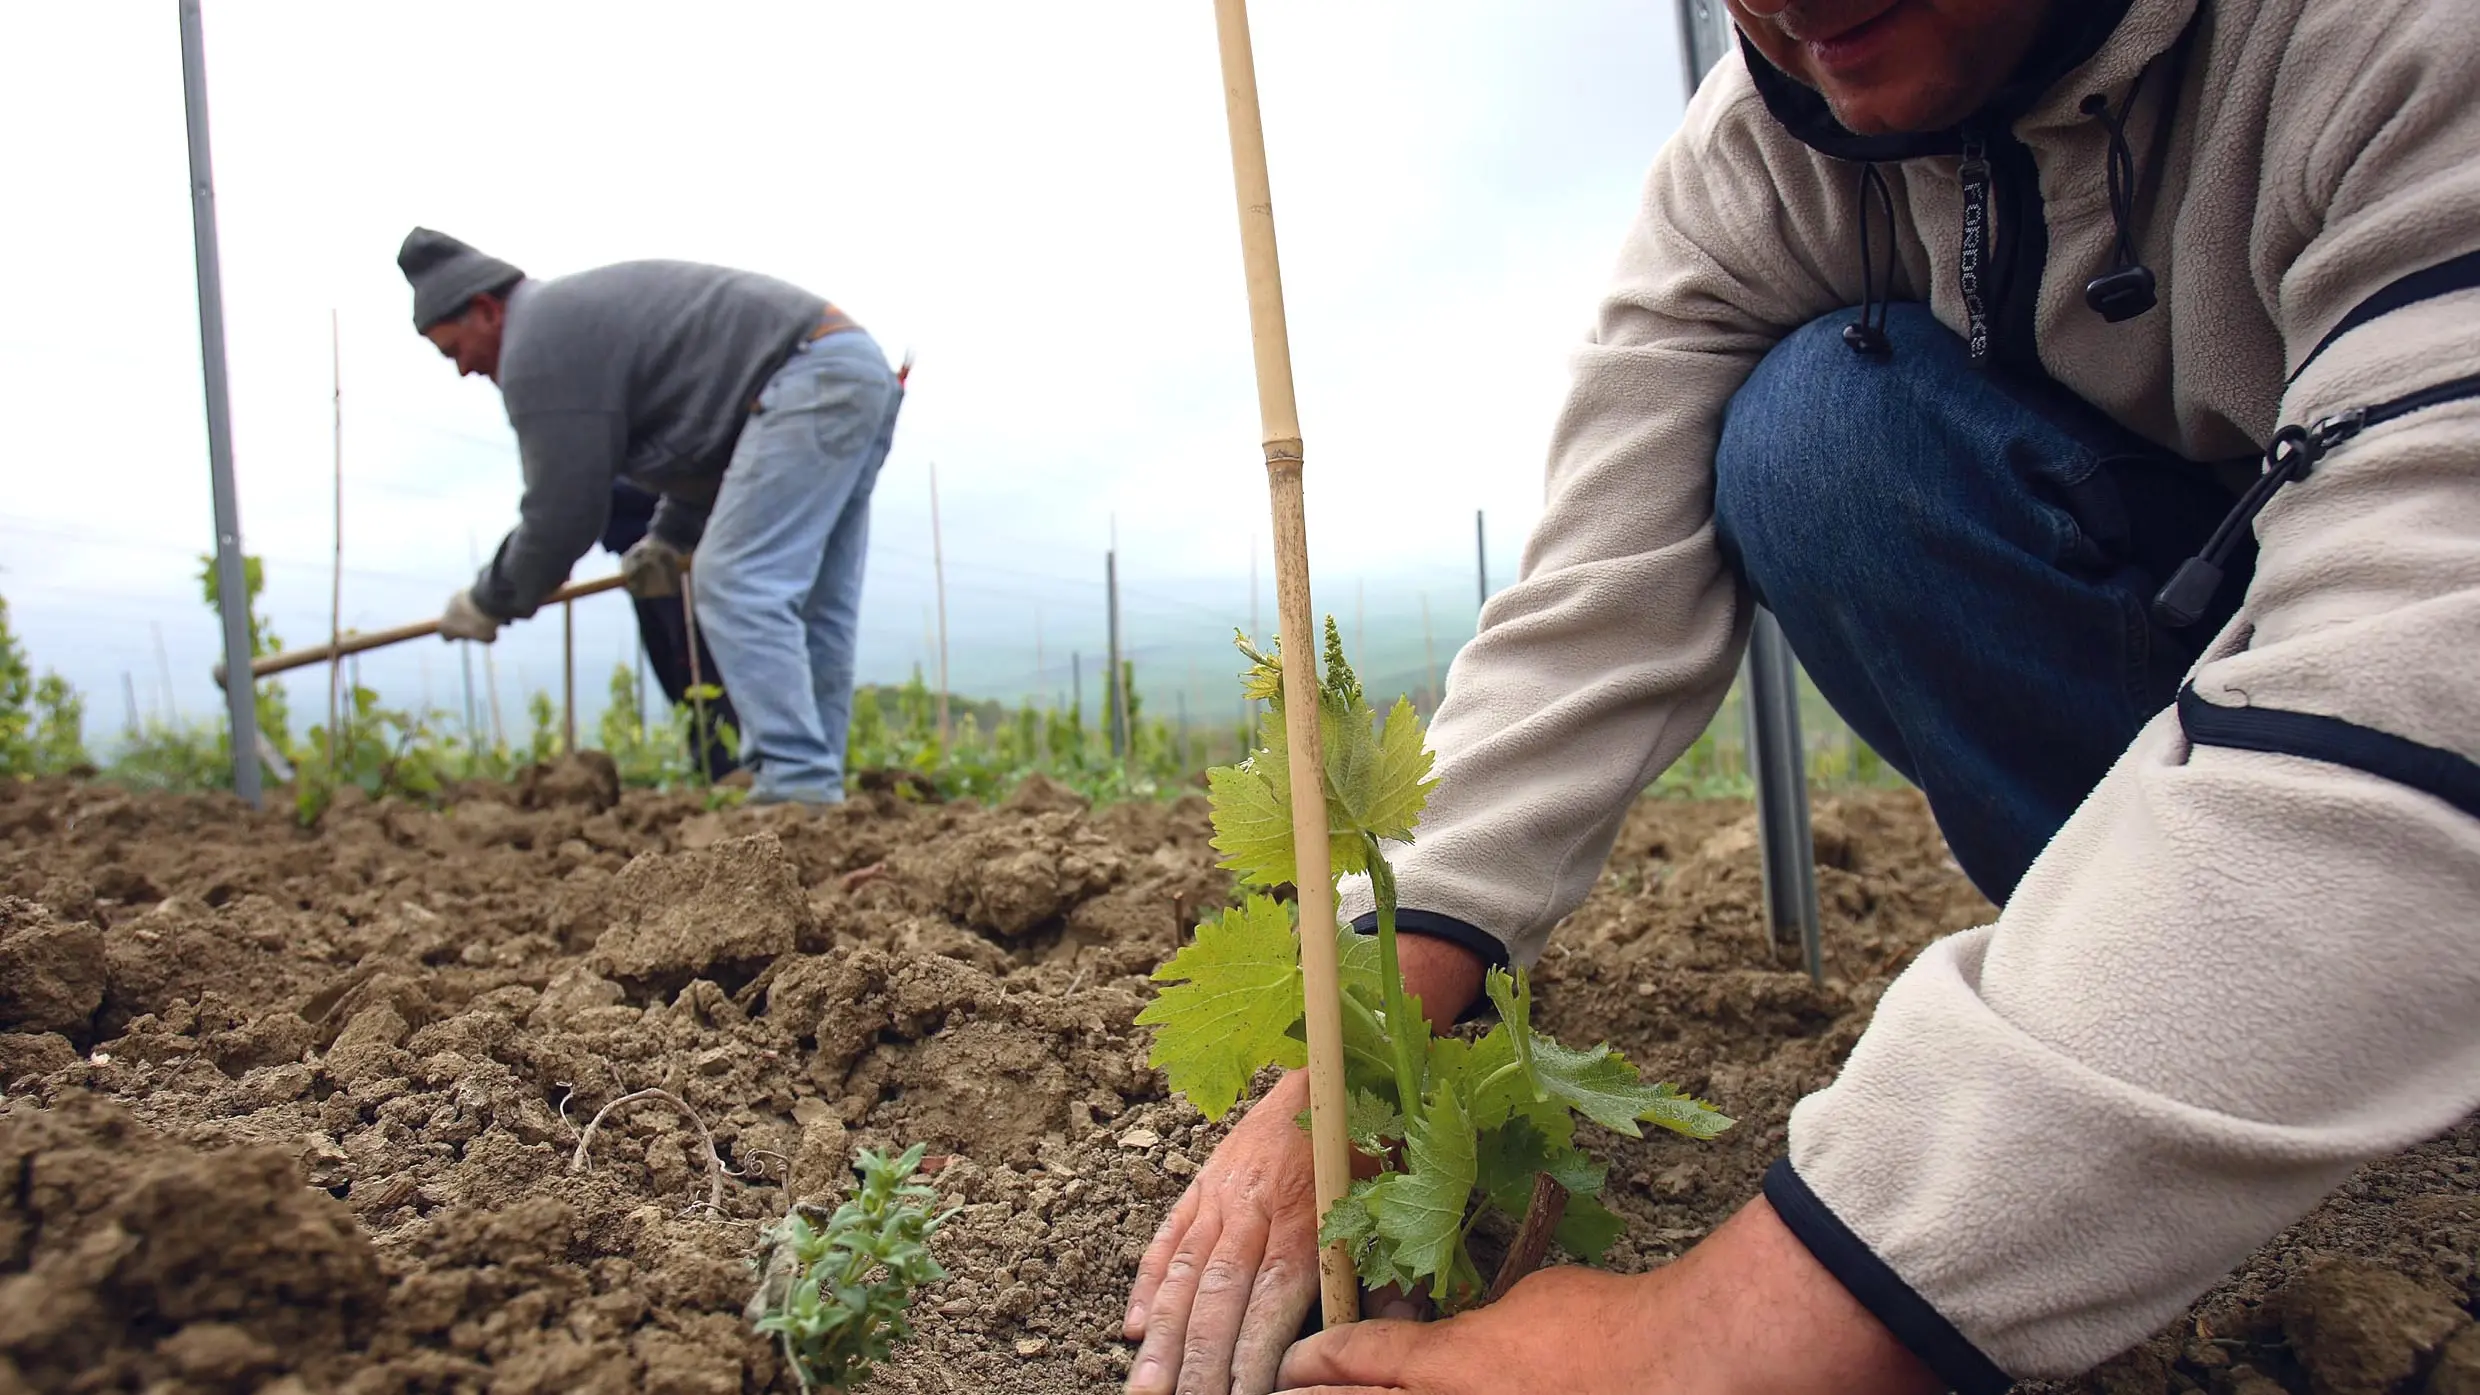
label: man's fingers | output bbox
[1168,1215,1269,1395]
[1125,1209,1224,1395]
[1276,1318,1431,1391]
[1125,1187,1201,1339]
[1227,1253,1314,1395]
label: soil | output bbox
[0,764,2470,1394]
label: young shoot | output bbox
[1138,623,1731,1310]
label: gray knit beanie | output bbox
[398,227,524,330]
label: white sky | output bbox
[0,2,1691,739]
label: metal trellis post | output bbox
[179,0,261,806]
[1677,3,1822,982]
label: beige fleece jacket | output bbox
[1343,0,2480,1380]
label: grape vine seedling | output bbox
[746,1143,955,1393]
[1139,624,1731,1309]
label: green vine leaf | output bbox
[1332,695,1436,846]
[1135,895,1305,1121]
[1633,1083,1736,1142]
[1526,1036,1719,1140]
[1555,1194,1625,1263]
[1364,1086,1478,1303]
[1347,1087,1406,1153]
[1206,754,1300,889]
[1473,1117,1603,1217]
[1208,625,1438,887]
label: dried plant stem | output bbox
[569,1087,727,1215]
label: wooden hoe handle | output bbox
[225,571,634,681]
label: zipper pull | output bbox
[2307,406,2366,455]
[1959,132,1990,180]
[1957,130,1993,366]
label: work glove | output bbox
[621,536,684,599]
[439,589,502,643]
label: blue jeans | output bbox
[694,331,902,803]
[1714,303,2253,904]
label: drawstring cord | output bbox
[1844,162,1900,355]
[2079,65,2159,321]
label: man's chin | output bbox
[1820,84,1977,137]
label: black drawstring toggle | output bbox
[2086,265,2158,324]
[2080,89,2159,323]
[2151,422,2335,628]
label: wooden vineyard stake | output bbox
[1209,0,1359,1329]
[328,309,344,769]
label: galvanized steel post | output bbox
[1677,4,1822,981]
[179,0,262,807]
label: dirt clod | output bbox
[594,833,814,994]
[2429,1326,2480,1395]
[2278,1261,2472,1395]
[0,899,105,1042]
[0,1095,384,1388]
[521,752,624,812]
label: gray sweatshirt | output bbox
[469,260,824,618]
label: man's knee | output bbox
[1714,303,1972,594]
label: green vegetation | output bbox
[9,559,1226,819]
[1139,625,1729,1309]
[9,558,1893,821]
[0,597,90,778]
[98,559,560,818]
[1650,680,1904,800]
[844,664,1218,805]
[747,1144,954,1394]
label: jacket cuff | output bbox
[1763,1159,2013,1395]
[1344,909,1511,971]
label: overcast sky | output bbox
[0,2,1693,742]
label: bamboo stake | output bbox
[1210,0,1357,1328]
[930,461,951,746]
[328,309,344,768]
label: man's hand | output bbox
[1273,1199,1944,1395]
[1124,934,1488,1395]
[439,589,501,643]
[620,536,684,599]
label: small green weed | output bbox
[747,1144,954,1394]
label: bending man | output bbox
[402,228,900,804]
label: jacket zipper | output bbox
[1957,133,1993,364]
[1957,124,2050,375]
[2152,372,2480,626]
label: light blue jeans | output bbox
[693,331,901,803]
